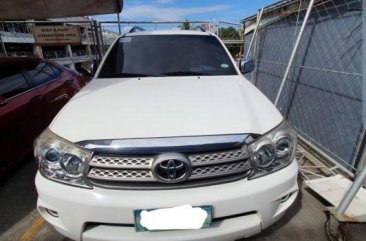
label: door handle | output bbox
[51,94,69,103]
[0,99,8,107]
[29,95,42,103]
[64,79,72,85]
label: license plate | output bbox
[134,205,212,232]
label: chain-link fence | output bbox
[243,0,363,174]
[99,21,211,50]
[217,21,243,59]
[217,21,242,38]
[99,20,244,57]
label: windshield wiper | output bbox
[162,71,209,76]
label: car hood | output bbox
[50,76,283,143]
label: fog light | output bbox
[46,208,59,217]
[280,193,292,203]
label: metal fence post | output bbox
[89,20,98,62]
[357,146,366,187]
[92,20,103,64]
[0,33,7,57]
[361,0,366,186]
[336,165,366,215]
[274,0,315,106]
[245,8,264,59]
[218,22,221,38]
[117,13,121,35]
[99,23,105,55]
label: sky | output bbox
[95,0,278,24]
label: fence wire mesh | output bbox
[217,21,242,38]
[217,21,243,58]
[244,0,363,173]
[99,21,211,47]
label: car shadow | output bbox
[0,158,38,235]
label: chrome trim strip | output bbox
[77,134,255,154]
[88,174,248,190]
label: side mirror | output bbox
[0,96,8,107]
[239,58,255,74]
[79,60,98,77]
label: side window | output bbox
[49,64,62,78]
[0,63,31,99]
[26,61,62,87]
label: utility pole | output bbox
[0,33,7,57]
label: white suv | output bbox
[34,30,298,241]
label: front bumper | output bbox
[36,161,298,241]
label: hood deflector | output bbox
[77,134,259,155]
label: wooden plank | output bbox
[305,175,366,220]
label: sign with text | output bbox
[33,26,81,45]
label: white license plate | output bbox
[134,205,212,232]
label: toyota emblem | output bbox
[153,153,191,183]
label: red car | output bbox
[0,57,86,178]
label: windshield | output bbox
[98,34,238,78]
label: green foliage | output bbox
[218,27,240,40]
[218,27,241,58]
[180,20,191,30]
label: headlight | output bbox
[34,128,93,188]
[248,121,297,179]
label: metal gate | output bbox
[242,0,364,175]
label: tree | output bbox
[219,27,240,40]
[218,27,241,58]
[179,20,191,30]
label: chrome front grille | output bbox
[88,168,154,181]
[190,161,251,180]
[89,156,153,169]
[189,148,248,166]
[87,146,252,188]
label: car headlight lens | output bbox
[276,137,291,158]
[34,128,93,188]
[252,139,276,168]
[248,121,297,179]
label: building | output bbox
[0,17,118,68]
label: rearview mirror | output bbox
[79,60,98,77]
[239,58,255,74]
[0,96,8,107]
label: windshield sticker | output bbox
[221,63,229,68]
[120,37,132,43]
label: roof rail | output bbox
[129,26,145,33]
[192,26,206,32]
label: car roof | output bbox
[125,29,212,37]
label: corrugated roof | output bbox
[241,0,303,23]
[0,0,123,20]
